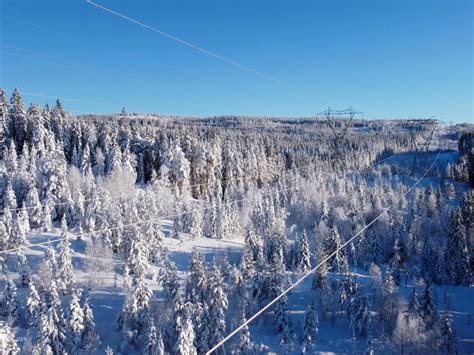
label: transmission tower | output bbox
[317,106,363,139]
[402,117,437,175]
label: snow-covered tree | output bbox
[82,296,100,352]
[0,321,20,354]
[297,229,311,272]
[185,249,207,304]
[445,208,470,285]
[419,282,436,328]
[206,262,228,355]
[57,217,75,293]
[232,311,257,354]
[302,301,319,345]
[67,289,84,353]
[2,280,19,322]
[174,303,197,355]
[26,282,41,327]
[143,322,165,355]
[36,280,67,354]
[437,313,458,354]
[275,296,291,345]
[159,255,179,302]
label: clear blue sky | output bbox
[1,0,472,122]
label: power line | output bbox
[0,141,408,255]
[206,125,443,354]
[1,145,400,215]
[0,44,146,84]
[2,88,111,107]
[85,0,287,86]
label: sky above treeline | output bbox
[1,0,472,122]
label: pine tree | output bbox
[26,282,41,327]
[322,224,348,274]
[196,303,211,354]
[41,202,53,232]
[312,249,329,291]
[407,285,421,316]
[57,217,75,294]
[0,321,20,354]
[159,255,179,302]
[244,224,259,260]
[275,296,291,345]
[174,303,197,355]
[240,241,256,286]
[206,262,228,355]
[437,313,458,354]
[8,88,28,152]
[186,249,207,303]
[2,280,19,322]
[143,322,165,355]
[349,287,369,338]
[0,220,9,250]
[18,251,32,287]
[419,282,436,328]
[25,186,42,228]
[68,289,84,353]
[302,301,319,345]
[19,203,30,234]
[445,208,470,286]
[82,297,100,352]
[189,204,202,239]
[297,229,311,272]
[390,239,403,286]
[9,212,27,248]
[232,311,257,354]
[36,280,67,354]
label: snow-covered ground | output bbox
[4,218,473,354]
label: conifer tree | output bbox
[2,280,19,322]
[57,217,75,294]
[206,262,228,355]
[68,289,84,353]
[407,285,421,316]
[240,241,256,286]
[36,280,67,354]
[445,208,470,286]
[8,88,28,152]
[143,321,165,355]
[322,224,348,274]
[82,296,100,352]
[302,301,319,345]
[0,220,9,250]
[196,302,211,354]
[437,313,458,354]
[174,303,197,355]
[159,256,179,302]
[25,186,42,227]
[186,249,207,304]
[349,287,369,338]
[297,229,311,272]
[419,282,436,328]
[26,282,41,327]
[10,212,27,248]
[41,202,53,232]
[275,296,291,345]
[189,204,202,239]
[18,251,31,287]
[0,321,20,354]
[232,311,257,354]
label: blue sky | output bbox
[1,0,472,122]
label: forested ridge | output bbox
[0,88,471,354]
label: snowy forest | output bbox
[0,88,472,354]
